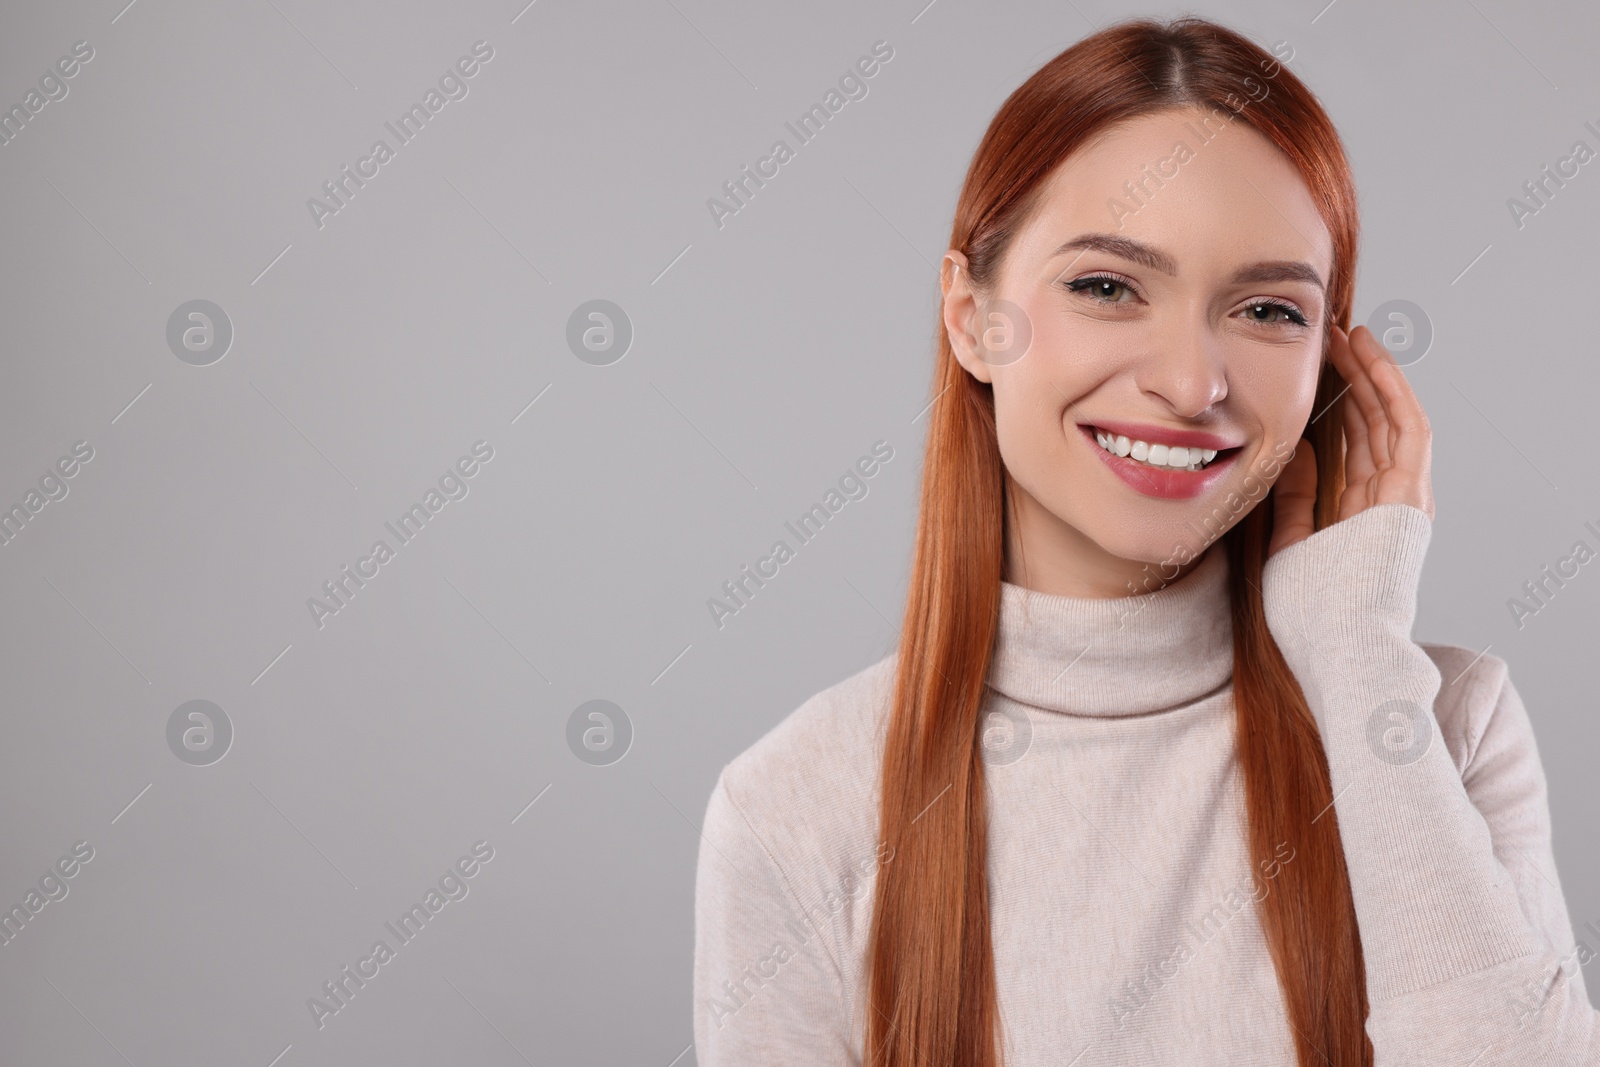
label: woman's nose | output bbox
[1135,320,1228,417]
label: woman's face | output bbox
[943,105,1335,596]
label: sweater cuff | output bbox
[1261,502,1433,695]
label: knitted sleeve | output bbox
[1262,501,1599,1066]
[692,769,855,1066]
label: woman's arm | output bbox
[1263,501,1598,1066]
[1445,646,1591,1018]
[692,769,855,1065]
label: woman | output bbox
[692,16,1597,1066]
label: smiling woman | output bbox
[692,15,1600,1067]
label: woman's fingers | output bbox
[1298,323,1435,529]
[1327,325,1393,469]
[1350,327,1408,458]
[1350,327,1422,444]
[1367,357,1435,517]
[1351,324,1432,485]
[1339,394,1376,518]
[1329,323,1435,520]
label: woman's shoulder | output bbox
[694,652,902,1033]
[705,650,899,891]
[717,650,898,814]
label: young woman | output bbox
[692,16,1597,1066]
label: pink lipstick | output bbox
[1077,422,1244,501]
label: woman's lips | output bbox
[1077,424,1242,500]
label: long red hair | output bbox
[866,16,1367,1066]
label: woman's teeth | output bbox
[1094,429,1219,472]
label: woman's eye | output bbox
[1064,276,1136,303]
[1239,300,1309,327]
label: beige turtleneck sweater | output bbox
[691,504,1599,1065]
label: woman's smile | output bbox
[1076,422,1244,500]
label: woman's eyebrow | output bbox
[1052,233,1177,274]
[1051,232,1325,292]
[1231,260,1325,292]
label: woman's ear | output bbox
[941,251,994,384]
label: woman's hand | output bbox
[1268,323,1435,557]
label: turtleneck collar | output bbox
[986,545,1234,718]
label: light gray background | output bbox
[1,0,1596,1063]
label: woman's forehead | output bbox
[1016,111,1334,281]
